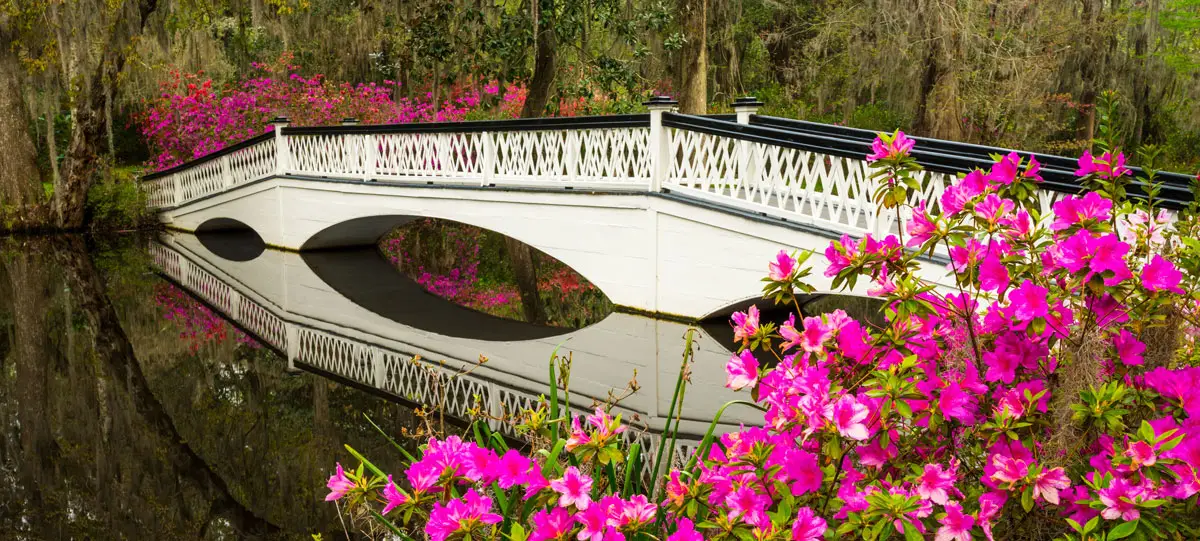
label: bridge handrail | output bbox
[142,131,276,181]
[281,113,651,135]
[665,113,1194,210]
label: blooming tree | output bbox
[324,134,1200,540]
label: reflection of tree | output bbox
[0,237,421,538]
[380,219,613,327]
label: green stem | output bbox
[685,400,768,472]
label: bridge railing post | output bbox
[481,132,494,186]
[732,97,764,193]
[270,116,291,177]
[341,118,364,180]
[644,96,678,192]
[172,173,183,205]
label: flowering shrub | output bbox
[138,54,528,170]
[324,134,1200,540]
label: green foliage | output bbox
[85,164,153,231]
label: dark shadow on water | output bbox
[700,294,887,351]
[301,247,575,341]
[196,218,266,261]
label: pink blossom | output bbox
[1008,280,1049,321]
[939,382,979,425]
[731,305,761,344]
[798,316,832,353]
[974,193,1015,224]
[1113,329,1146,366]
[725,484,771,528]
[988,453,1029,486]
[381,475,407,514]
[668,518,704,541]
[830,394,871,441]
[528,507,574,541]
[824,235,859,277]
[769,250,798,281]
[940,170,988,216]
[325,463,355,501]
[725,350,760,391]
[1033,468,1070,504]
[550,466,594,510]
[905,202,938,246]
[1142,254,1184,294]
[575,504,610,541]
[1076,150,1130,179]
[1098,477,1144,521]
[1125,441,1157,468]
[1050,192,1112,231]
[490,449,536,489]
[565,417,592,451]
[979,251,1010,292]
[916,462,959,505]
[425,489,502,541]
[866,130,915,162]
[608,495,657,529]
[935,502,976,541]
[790,506,827,541]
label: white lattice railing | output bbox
[142,108,1191,240]
[149,240,702,481]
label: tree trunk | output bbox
[520,0,557,118]
[505,237,546,324]
[58,0,159,229]
[676,0,708,114]
[0,23,41,207]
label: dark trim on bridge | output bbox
[142,131,276,181]
[662,113,1195,210]
[281,113,652,135]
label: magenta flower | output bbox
[425,489,503,541]
[940,170,988,216]
[1125,441,1157,468]
[550,466,594,510]
[1141,254,1184,294]
[381,475,408,514]
[917,462,960,505]
[725,350,760,391]
[825,235,859,277]
[1008,280,1049,321]
[1098,477,1144,521]
[799,316,832,353]
[769,250,798,281]
[405,461,443,496]
[1076,150,1130,179]
[565,417,591,451]
[575,504,610,541]
[934,502,975,541]
[830,394,871,441]
[978,251,1010,292]
[905,202,938,246]
[974,193,1015,224]
[608,495,657,529]
[1050,192,1112,231]
[1112,329,1146,366]
[490,449,536,489]
[790,506,827,541]
[866,130,915,162]
[1032,467,1070,504]
[988,453,1029,486]
[668,518,704,541]
[325,463,356,501]
[731,305,761,345]
[939,382,979,425]
[725,484,771,528]
[528,507,574,541]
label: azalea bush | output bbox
[322,133,1200,540]
[138,54,528,171]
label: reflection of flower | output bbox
[155,283,260,352]
[379,221,605,327]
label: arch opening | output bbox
[195,218,265,261]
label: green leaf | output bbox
[1021,487,1034,512]
[345,444,387,479]
[364,414,416,462]
[1108,520,1139,539]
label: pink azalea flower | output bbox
[916,462,959,505]
[325,463,355,501]
[1113,329,1146,366]
[1076,150,1130,179]
[381,475,407,514]
[1007,280,1049,321]
[608,495,657,529]
[528,507,574,541]
[975,193,1015,224]
[565,417,591,451]
[769,250,798,281]
[665,471,689,506]
[731,305,761,344]
[935,502,976,541]
[782,449,823,496]
[491,449,536,489]
[824,235,859,277]
[939,382,979,425]
[550,466,594,510]
[725,350,760,391]
[978,251,1010,292]
[791,506,827,541]
[1125,441,1157,468]
[1050,192,1112,231]
[425,489,502,541]
[940,170,989,216]
[405,461,443,495]
[986,152,1021,186]
[1098,477,1144,521]
[1032,467,1070,504]
[575,504,610,541]
[988,453,1030,486]
[725,484,771,528]
[799,316,832,352]
[668,518,704,541]
[905,202,938,246]
[830,394,871,441]
[1142,254,1184,294]
[866,130,915,162]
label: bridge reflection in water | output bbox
[151,231,762,473]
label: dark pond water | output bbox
[0,224,880,540]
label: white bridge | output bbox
[141,98,1193,320]
[149,231,763,474]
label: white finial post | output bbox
[731,96,763,125]
[644,96,679,192]
[731,97,764,188]
[270,116,291,176]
